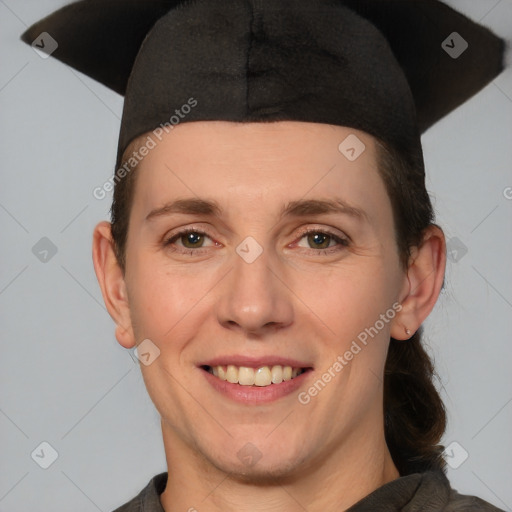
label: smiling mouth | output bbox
[201,364,312,387]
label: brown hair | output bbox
[375,139,447,475]
[110,130,447,476]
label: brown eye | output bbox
[306,232,333,249]
[180,232,205,248]
[163,228,218,255]
[295,228,350,255]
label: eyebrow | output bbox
[145,197,369,223]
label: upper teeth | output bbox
[208,365,304,386]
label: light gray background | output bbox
[1,0,511,510]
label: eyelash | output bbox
[163,226,350,257]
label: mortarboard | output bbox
[21,0,505,168]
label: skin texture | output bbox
[93,121,446,511]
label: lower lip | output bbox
[200,367,312,404]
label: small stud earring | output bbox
[405,327,411,336]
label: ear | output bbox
[390,225,446,340]
[92,221,136,348]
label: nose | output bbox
[215,241,294,337]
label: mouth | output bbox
[201,364,313,387]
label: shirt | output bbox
[112,470,505,511]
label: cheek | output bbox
[126,255,219,344]
[305,266,400,402]
[297,263,396,337]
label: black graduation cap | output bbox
[21,0,505,166]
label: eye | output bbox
[294,228,350,255]
[163,226,350,257]
[163,228,218,255]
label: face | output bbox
[119,121,408,480]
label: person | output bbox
[21,0,506,510]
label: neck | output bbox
[159,418,400,512]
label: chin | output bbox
[203,440,310,484]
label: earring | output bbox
[405,327,411,336]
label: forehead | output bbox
[126,121,390,224]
